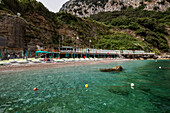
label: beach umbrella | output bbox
[6,51,8,57]
[36,51,50,54]
[22,51,24,57]
[26,51,28,57]
[52,52,54,58]
[30,51,32,56]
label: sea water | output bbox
[0,60,169,113]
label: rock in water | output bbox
[112,66,123,71]
[108,87,129,96]
[100,66,123,72]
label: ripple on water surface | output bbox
[0,60,170,112]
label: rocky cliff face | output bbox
[60,0,170,17]
[0,12,26,48]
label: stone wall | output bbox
[0,12,26,59]
[0,13,26,48]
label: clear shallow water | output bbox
[0,60,170,113]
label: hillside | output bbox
[60,0,170,17]
[90,7,170,53]
[0,0,109,47]
[0,0,169,54]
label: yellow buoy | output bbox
[85,84,88,88]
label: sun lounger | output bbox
[53,59,65,63]
[69,58,75,62]
[38,58,44,61]
[84,58,90,61]
[74,58,80,62]
[80,58,86,61]
[63,58,74,62]
[94,58,99,61]
[17,59,28,64]
[89,57,95,61]
[0,61,4,65]
[9,59,17,63]
[2,60,11,65]
[27,58,32,61]
[98,58,104,61]
[32,59,41,63]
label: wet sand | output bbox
[0,59,131,74]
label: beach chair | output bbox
[32,59,41,63]
[53,59,65,63]
[63,58,73,62]
[89,57,95,61]
[38,58,44,61]
[74,58,80,62]
[9,59,17,63]
[79,58,86,61]
[94,58,99,61]
[2,60,11,65]
[0,61,4,65]
[68,58,75,62]
[27,58,32,61]
[17,59,28,64]
[98,58,104,61]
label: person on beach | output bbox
[8,54,10,59]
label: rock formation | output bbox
[0,12,26,49]
[60,0,170,17]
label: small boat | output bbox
[100,66,123,72]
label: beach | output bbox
[0,59,131,74]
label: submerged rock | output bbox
[100,66,123,72]
[108,87,129,96]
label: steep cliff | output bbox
[60,0,170,17]
[0,11,26,49]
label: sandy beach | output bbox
[0,59,131,74]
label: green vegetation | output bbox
[0,0,169,53]
[91,7,170,52]
[96,33,146,50]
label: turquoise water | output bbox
[0,60,170,113]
